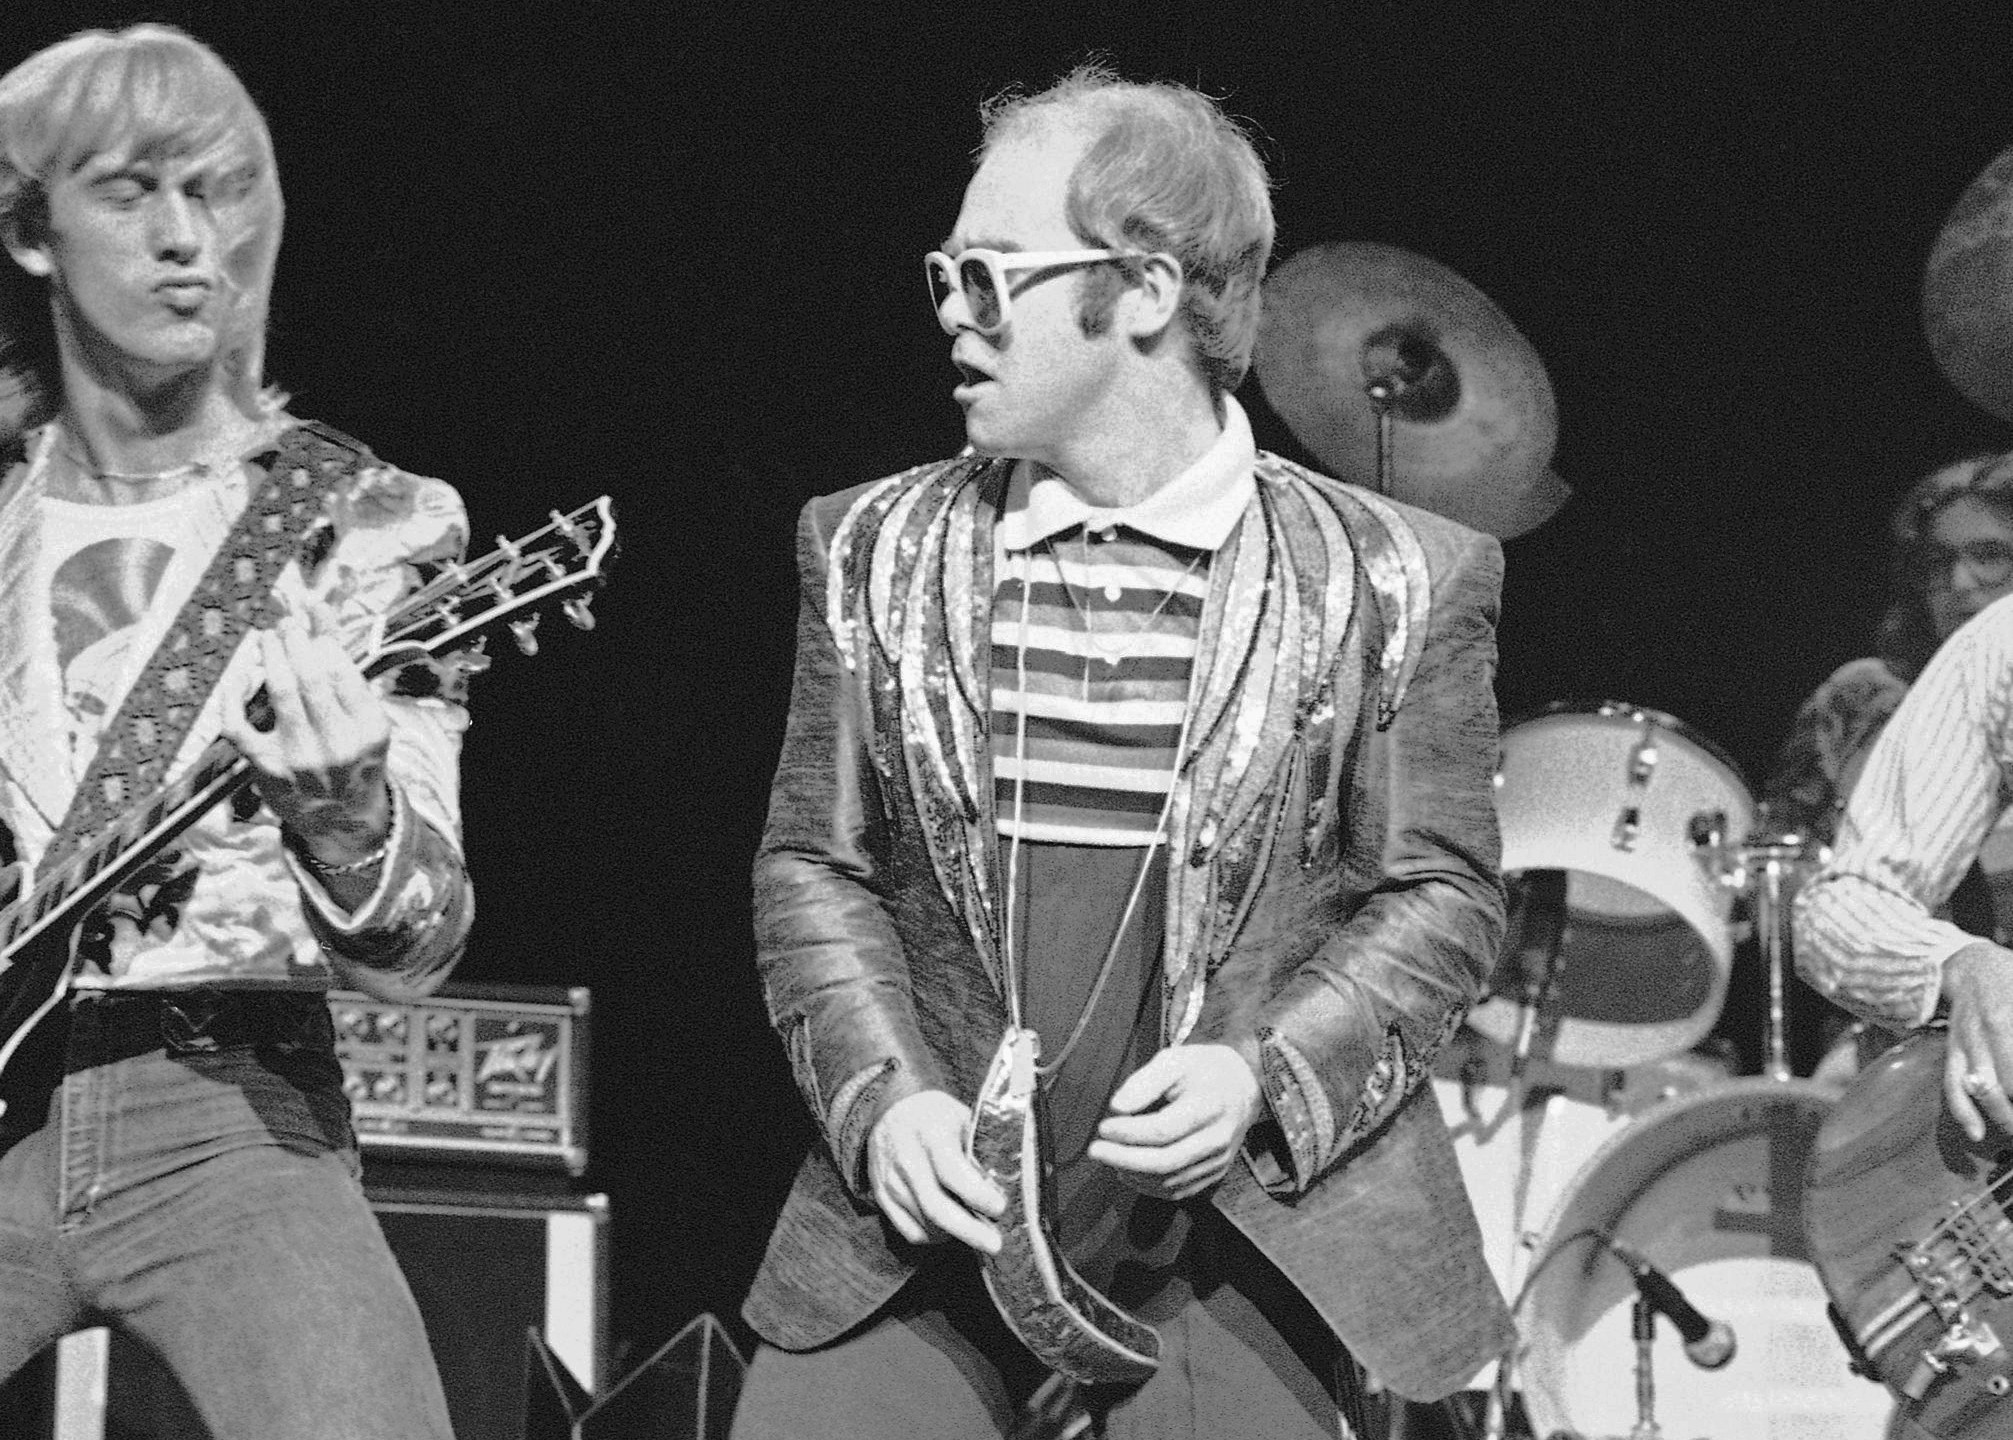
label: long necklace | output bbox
[1002,549,1201,1086]
[1048,529,1206,679]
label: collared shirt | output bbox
[994,395,1257,557]
[990,398,1255,844]
[1795,592,2013,1026]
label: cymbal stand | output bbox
[1365,377,1400,498]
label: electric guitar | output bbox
[0,497,618,1112]
[1806,1025,2013,1438]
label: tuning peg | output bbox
[509,614,541,656]
[562,595,595,631]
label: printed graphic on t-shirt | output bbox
[52,535,173,755]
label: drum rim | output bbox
[1522,1072,1845,1285]
[1500,697,1754,798]
[1517,1073,1852,1435]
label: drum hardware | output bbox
[1252,241,1570,539]
[1699,834,1830,1084]
[1610,726,1661,854]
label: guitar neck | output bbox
[0,495,616,972]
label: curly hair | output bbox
[1876,451,2013,679]
[977,63,1274,397]
[0,25,283,438]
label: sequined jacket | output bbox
[746,452,1514,1401]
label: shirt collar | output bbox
[997,395,1257,553]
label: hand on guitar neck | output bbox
[222,605,394,912]
[1939,939,2013,1141]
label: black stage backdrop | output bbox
[11,0,2013,1378]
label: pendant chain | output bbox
[1046,527,1205,686]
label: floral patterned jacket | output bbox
[0,418,473,1001]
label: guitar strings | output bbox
[1909,1156,2013,1312]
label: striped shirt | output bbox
[1795,591,2013,1027]
[991,530,1210,843]
[988,399,1257,846]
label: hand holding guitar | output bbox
[223,606,394,907]
[868,1089,1005,1253]
[1940,939,2013,1140]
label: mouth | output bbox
[952,360,993,399]
[155,280,213,313]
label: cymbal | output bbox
[1253,241,1569,539]
[1925,144,2013,423]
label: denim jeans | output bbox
[0,995,454,1440]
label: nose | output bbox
[935,281,970,337]
[149,188,207,263]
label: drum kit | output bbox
[1247,237,1993,1438]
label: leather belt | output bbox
[67,989,331,1068]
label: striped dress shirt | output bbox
[1795,592,2013,1027]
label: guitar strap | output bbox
[40,421,366,870]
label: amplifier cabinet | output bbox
[333,982,592,1174]
[23,1170,608,1440]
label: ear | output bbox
[1117,252,1183,341]
[2,218,52,279]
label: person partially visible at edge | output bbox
[735,62,1513,1439]
[1765,454,2013,1077]
[1795,454,2013,1144]
[0,26,470,1437]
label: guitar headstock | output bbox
[365,496,617,685]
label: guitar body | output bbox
[1807,1027,2013,1438]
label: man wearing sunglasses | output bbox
[741,62,1512,1439]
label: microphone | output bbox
[1609,1240,1736,1370]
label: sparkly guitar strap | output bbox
[40,422,363,870]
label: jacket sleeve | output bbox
[288,463,474,1000]
[751,499,954,1196]
[1244,530,1507,1193]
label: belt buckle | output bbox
[159,992,226,1055]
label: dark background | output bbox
[14,0,2013,1383]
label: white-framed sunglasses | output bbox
[924,247,1144,336]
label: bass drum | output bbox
[1519,1077,1894,1440]
[1433,1027,1728,1315]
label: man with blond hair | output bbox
[0,25,471,1436]
[739,64,1512,1438]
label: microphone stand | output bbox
[1628,1293,1664,1440]
[1480,871,1572,1440]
